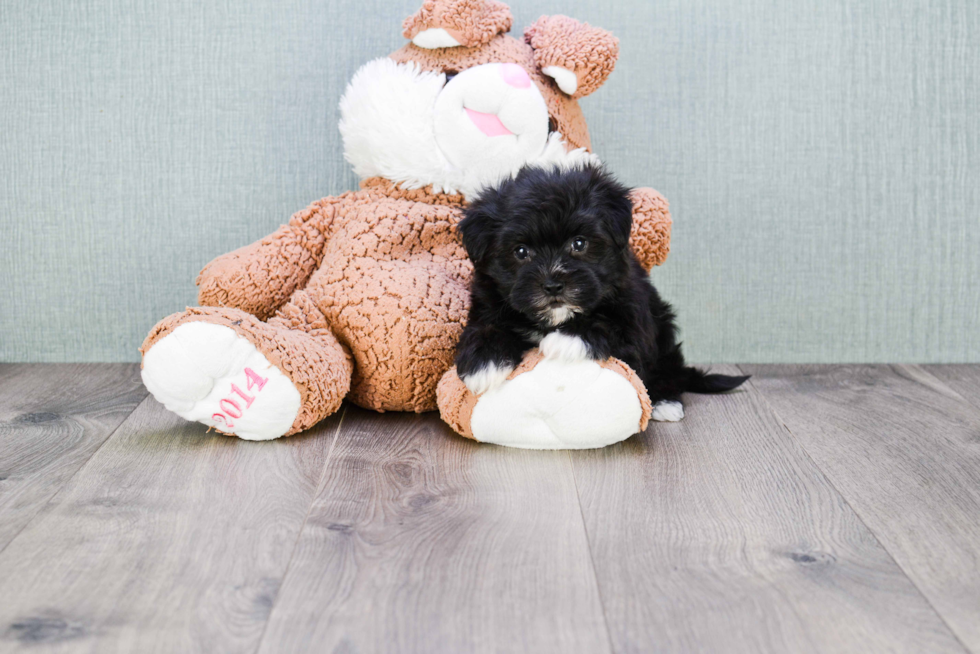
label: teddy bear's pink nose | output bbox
[500,63,531,88]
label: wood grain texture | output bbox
[742,364,980,652]
[0,363,146,551]
[922,365,980,414]
[257,406,611,654]
[3,364,979,653]
[0,397,342,653]
[571,366,966,654]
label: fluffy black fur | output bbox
[456,163,747,410]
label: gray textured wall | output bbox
[1,0,978,363]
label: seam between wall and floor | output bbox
[251,403,349,654]
[735,364,974,654]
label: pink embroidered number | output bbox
[229,384,254,408]
[245,367,268,391]
[219,398,242,419]
[211,368,269,431]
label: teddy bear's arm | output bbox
[629,187,672,272]
[196,198,340,320]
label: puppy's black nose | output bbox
[543,280,564,296]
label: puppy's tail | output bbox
[651,344,749,395]
[683,367,750,394]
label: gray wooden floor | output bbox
[1,364,978,653]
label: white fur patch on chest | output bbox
[544,305,577,326]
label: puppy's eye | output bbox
[514,245,530,261]
[571,237,588,253]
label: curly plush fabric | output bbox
[436,351,653,442]
[140,0,673,440]
[402,0,512,47]
[140,304,353,436]
[144,175,668,431]
[629,187,672,271]
[305,179,472,411]
[524,15,619,99]
[196,196,344,320]
[390,35,593,152]
[436,366,480,439]
[436,349,551,440]
[600,357,653,433]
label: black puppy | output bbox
[455,164,747,422]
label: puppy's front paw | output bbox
[460,362,515,396]
[651,400,684,422]
[540,332,591,363]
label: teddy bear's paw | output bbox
[141,321,301,441]
[651,400,685,422]
[469,358,644,449]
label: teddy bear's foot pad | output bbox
[470,359,644,450]
[141,322,300,440]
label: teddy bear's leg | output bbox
[140,292,352,440]
[437,351,653,450]
[331,261,469,413]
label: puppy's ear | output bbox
[606,196,633,250]
[459,187,505,266]
[589,166,634,250]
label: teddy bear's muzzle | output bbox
[434,62,551,172]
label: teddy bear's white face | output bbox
[339,58,596,200]
[432,63,551,176]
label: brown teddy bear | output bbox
[140,0,671,447]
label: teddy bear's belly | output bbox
[303,205,473,412]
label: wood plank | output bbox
[922,364,980,414]
[571,366,965,654]
[0,396,342,653]
[257,406,611,654]
[0,363,146,551]
[742,364,980,652]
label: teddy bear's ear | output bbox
[402,0,513,49]
[524,15,619,99]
